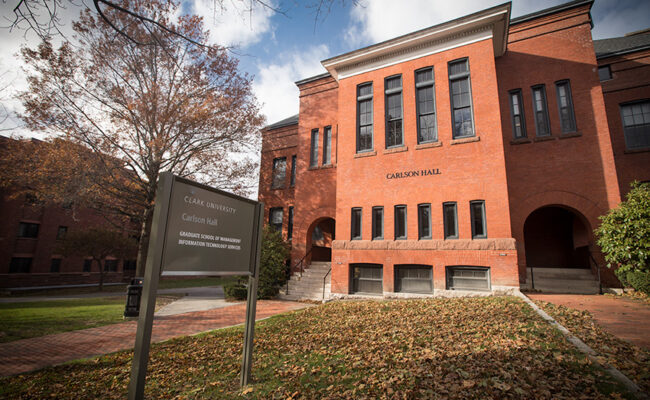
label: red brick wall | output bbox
[0,192,136,288]
[598,49,650,195]
[496,4,621,285]
[332,38,518,293]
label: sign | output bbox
[128,172,263,400]
[162,176,258,275]
[386,168,441,180]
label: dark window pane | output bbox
[50,258,62,273]
[357,84,373,152]
[470,201,486,238]
[351,208,362,240]
[323,127,332,165]
[532,86,550,136]
[396,265,432,293]
[372,207,383,240]
[18,222,39,238]
[621,101,650,149]
[556,81,576,133]
[598,65,611,81]
[56,226,68,240]
[288,206,294,241]
[104,259,118,272]
[443,203,457,239]
[269,208,283,232]
[352,264,383,294]
[418,204,431,239]
[290,155,296,186]
[271,157,287,189]
[9,257,32,273]
[310,129,319,167]
[83,259,92,272]
[394,205,407,239]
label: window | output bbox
[271,157,286,189]
[598,65,612,81]
[104,259,118,272]
[83,259,92,272]
[9,257,32,273]
[394,205,407,240]
[290,155,296,187]
[18,222,39,238]
[418,204,431,239]
[310,129,319,167]
[56,226,68,240]
[288,206,294,241]
[269,208,283,233]
[357,83,373,152]
[123,259,137,270]
[50,258,62,273]
[395,265,432,293]
[385,75,403,148]
[351,208,362,240]
[351,263,383,294]
[415,67,437,143]
[443,202,458,239]
[448,59,474,138]
[312,226,324,242]
[446,266,490,291]
[470,201,487,239]
[323,126,332,165]
[509,89,526,139]
[620,100,650,150]
[372,206,383,240]
[532,85,550,136]
[556,80,576,133]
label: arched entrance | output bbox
[307,218,336,262]
[523,206,599,293]
[524,206,591,269]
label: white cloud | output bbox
[189,0,276,48]
[252,44,330,124]
[345,0,566,47]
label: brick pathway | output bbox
[527,294,650,349]
[0,300,310,377]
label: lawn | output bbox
[0,296,179,343]
[0,297,632,399]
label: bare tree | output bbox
[10,0,264,276]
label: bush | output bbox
[223,225,290,300]
[596,182,650,283]
[626,271,650,295]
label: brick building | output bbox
[260,0,649,297]
[0,138,138,290]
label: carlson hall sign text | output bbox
[386,168,441,180]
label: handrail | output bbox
[322,267,331,302]
[588,251,603,295]
[285,248,313,295]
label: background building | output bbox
[258,0,650,299]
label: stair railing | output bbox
[285,249,313,295]
[322,267,331,302]
[588,251,603,295]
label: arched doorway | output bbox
[524,206,591,269]
[523,206,599,293]
[307,218,336,262]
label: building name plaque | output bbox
[386,168,441,180]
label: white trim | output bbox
[336,31,493,80]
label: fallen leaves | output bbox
[0,296,634,399]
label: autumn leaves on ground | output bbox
[0,297,642,399]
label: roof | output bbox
[264,114,299,131]
[510,0,593,25]
[295,72,332,86]
[594,32,650,59]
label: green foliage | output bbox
[625,271,650,295]
[224,226,290,300]
[596,182,650,280]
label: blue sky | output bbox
[1,0,650,131]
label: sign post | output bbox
[127,172,263,400]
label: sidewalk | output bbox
[0,286,223,303]
[0,300,310,377]
[527,293,650,349]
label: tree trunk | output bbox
[135,206,154,277]
[96,258,104,291]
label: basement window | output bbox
[446,266,490,291]
[395,265,432,293]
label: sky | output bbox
[1,0,650,132]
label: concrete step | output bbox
[526,268,594,280]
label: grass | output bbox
[0,296,180,343]
[534,299,650,394]
[0,296,634,399]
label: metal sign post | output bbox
[127,172,263,399]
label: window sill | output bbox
[415,141,442,150]
[624,147,650,154]
[270,186,287,190]
[383,146,408,155]
[510,138,531,145]
[451,136,480,145]
[533,135,556,142]
[559,131,582,139]
[354,151,377,158]
[309,164,336,170]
